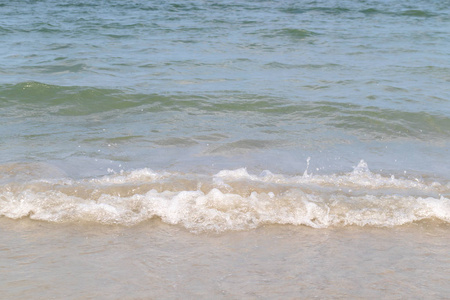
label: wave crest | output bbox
[1,161,449,232]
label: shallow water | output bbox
[1,218,448,299]
[0,0,449,297]
[1,0,449,177]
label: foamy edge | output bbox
[1,161,449,232]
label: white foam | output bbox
[91,168,170,184]
[214,168,256,181]
[213,160,443,192]
[0,162,448,232]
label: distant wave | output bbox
[282,6,440,18]
[1,82,448,141]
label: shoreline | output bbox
[1,218,448,299]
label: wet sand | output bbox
[1,218,448,299]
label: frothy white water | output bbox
[215,160,443,190]
[1,161,448,232]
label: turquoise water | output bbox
[1,0,449,227]
[1,1,449,298]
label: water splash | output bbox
[0,162,448,232]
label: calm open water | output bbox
[1,0,449,298]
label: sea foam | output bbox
[0,161,448,232]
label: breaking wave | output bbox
[1,161,448,232]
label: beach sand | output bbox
[1,218,448,299]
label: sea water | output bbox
[0,0,449,298]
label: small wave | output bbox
[0,26,13,33]
[266,28,319,40]
[400,10,437,17]
[0,161,448,232]
[56,2,99,8]
[264,62,341,70]
[0,82,145,116]
[207,139,283,155]
[360,8,438,18]
[14,22,65,34]
[24,63,87,74]
[306,101,450,141]
[280,28,318,38]
[360,8,384,15]
[281,7,350,15]
[1,82,449,140]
